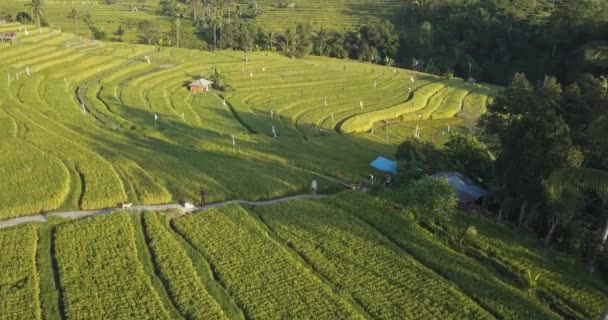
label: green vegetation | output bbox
[0,26,493,219]
[253,199,491,319]
[0,225,41,320]
[54,213,169,318]
[0,0,607,317]
[142,212,226,320]
[173,204,363,319]
[2,191,606,318]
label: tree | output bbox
[443,133,492,184]
[114,24,124,40]
[138,20,160,45]
[26,0,45,30]
[82,11,93,28]
[313,27,328,56]
[15,12,32,24]
[209,66,230,90]
[157,0,177,16]
[67,8,80,34]
[545,190,584,244]
[173,6,187,47]
[547,116,608,252]
[401,176,458,223]
[496,109,583,227]
[189,0,201,22]
[395,137,443,176]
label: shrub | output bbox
[16,12,32,24]
[401,176,458,222]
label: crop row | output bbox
[54,213,170,319]
[339,79,449,133]
[142,212,226,320]
[0,225,41,319]
[173,204,363,319]
[446,213,608,319]
[326,192,561,320]
[253,200,492,319]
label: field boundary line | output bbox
[0,194,332,229]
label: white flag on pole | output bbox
[270,110,273,119]
[447,125,451,133]
[324,97,327,106]
[231,134,236,146]
[272,125,277,138]
[359,100,364,110]
[154,114,158,120]
[223,99,226,106]
[182,112,185,121]
[81,102,86,114]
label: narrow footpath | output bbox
[0,194,329,229]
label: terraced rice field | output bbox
[1,192,606,319]
[0,1,175,42]
[0,26,496,219]
[238,0,404,31]
[1,0,402,38]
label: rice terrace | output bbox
[1,0,608,319]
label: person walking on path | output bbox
[199,188,206,207]
[368,173,375,184]
[311,179,318,195]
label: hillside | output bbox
[1,192,606,319]
[0,24,495,219]
[0,0,401,40]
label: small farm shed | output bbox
[431,171,488,206]
[188,78,213,93]
[369,156,398,174]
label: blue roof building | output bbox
[431,171,489,205]
[369,156,398,174]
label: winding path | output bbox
[0,194,330,230]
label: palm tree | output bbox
[173,6,186,47]
[26,0,45,31]
[547,116,608,257]
[209,66,229,90]
[263,31,275,51]
[67,8,80,34]
[189,0,201,22]
[313,27,328,56]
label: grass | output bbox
[36,223,63,320]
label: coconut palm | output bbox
[189,0,201,22]
[26,0,45,30]
[67,8,80,34]
[173,6,187,47]
[262,31,275,51]
[313,27,328,56]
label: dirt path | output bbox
[0,194,329,229]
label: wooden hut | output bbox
[188,78,213,93]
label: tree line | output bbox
[395,71,608,278]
